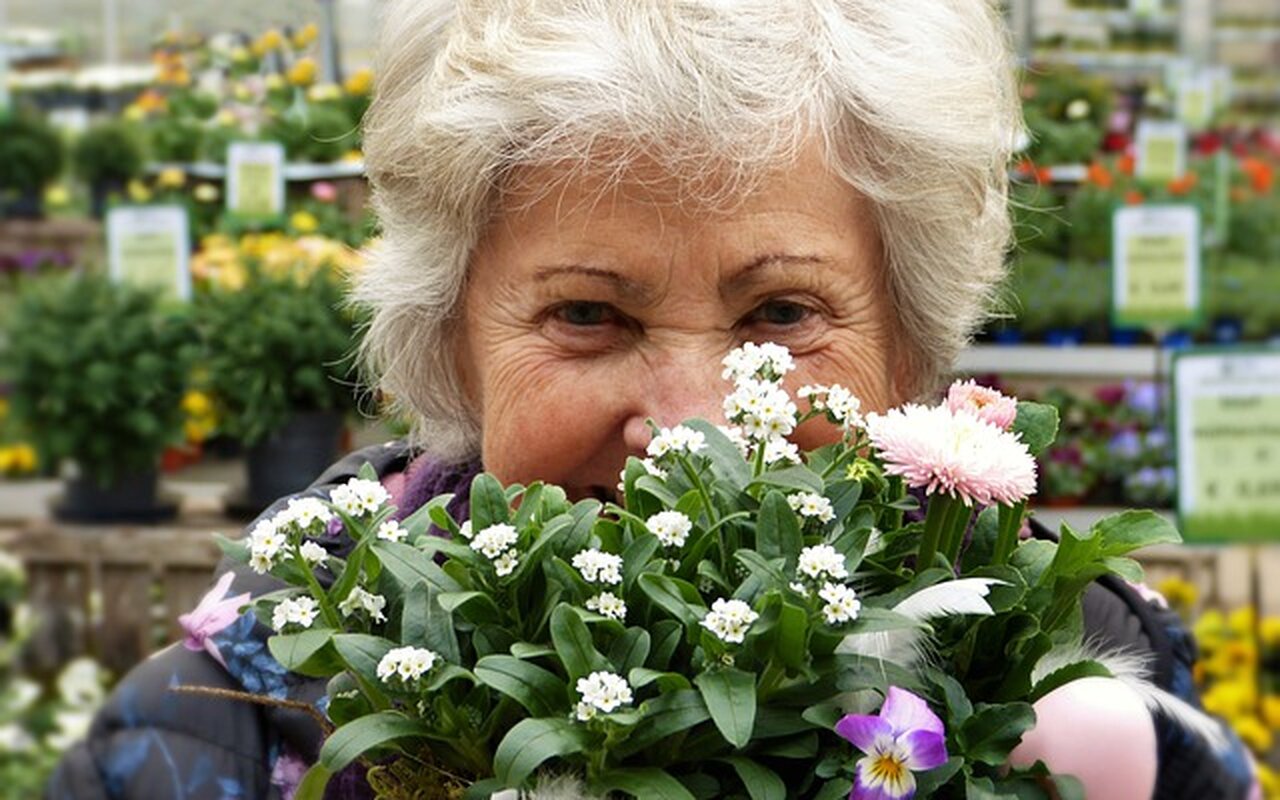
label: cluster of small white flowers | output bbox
[470,523,519,559]
[646,425,707,459]
[271,596,320,632]
[797,544,849,581]
[788,492,835,524]
[646,510,693,548]
[701,598,759,644]
[574,671,634,721]
[585,591,627,621]
[716,424,752,458]
[377,520,407,543]
[572,549,624,585]
[299,540,329,566]
[721,341,795,383]
[798,384,864,429]
[788,581,811,598]
[329,478,391,518]
[248,518,287,574]
[338,586,387,622]
[722,378,799,441]
[458,520,473,539]
[818,582,862,625]
[279,497,334,531]
[763,437,800,465]
[469,523,521,577]
[616,457,669,495]
[376,646,439,684]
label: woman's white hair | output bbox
[354,0,1023,461]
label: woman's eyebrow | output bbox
[532,264,654,302]
[721,253,830,295]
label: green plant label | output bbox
[227,141,285,218]
[1129,0,1160,17]
[1111,205,1201,329]
[1178,74,1213,131]
[1134,120,1186,184]
[1174,351,1280,541]
[106,204,191,301]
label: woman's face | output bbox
[457,143,910,501]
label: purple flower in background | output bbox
[1125,380,1161,417]
[836,687,949,800]
[1144,428,1170,453]
[1108,429,1143,460]
[179,572,252,668]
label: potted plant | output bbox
[0,114,64,220]
[195,253,360,514]
[3,274,197,521]
[72,121,147,219]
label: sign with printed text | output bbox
[1134,120,1186,184]
[1178,73,1214,131]
[1174,350,1280,542]
[1129,0,1160,17]
[226,141,285,218]
[107,205,192,301]
[1111,205,1201,329]
[1210,66,1233,114]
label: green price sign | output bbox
[1111,205,1201,329]
[1135,120,1186,184]
[226,141,285,219]
[106,205,191,301]
[1174,350,1280,542]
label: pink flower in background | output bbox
[836,687,949,800]
[945,379,1017,431]
[310,181,338,203]
[178,572,251,668]
[865,403,1037,507]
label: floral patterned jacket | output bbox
[46,442,1257,799]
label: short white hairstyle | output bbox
[355,0,1023,461]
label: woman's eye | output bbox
[555,301,616,326]
[750,300,811,326]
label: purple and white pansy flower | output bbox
[836,686,949,800]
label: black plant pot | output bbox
[53,468,178,523]
[238,411,345,515]
[2,188,44,220]
[89,179,126,219]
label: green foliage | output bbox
[2,274,197,485]
[72,121,147,186]
[194,261,359,445]
[0,114,64,194]
[262,103,360,163]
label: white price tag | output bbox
[226,140,286,218]
[107,204,192,302]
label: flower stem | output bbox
[677,455,719,527]
[295,544,342,629]
[992,501,1027,566]
[941,500,974,565]
[916,494,952,572]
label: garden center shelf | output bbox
[958,345,1174,379]
[147,160,366,182]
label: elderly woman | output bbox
[50,2,1253,799]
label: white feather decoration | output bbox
[836,578,1007,665]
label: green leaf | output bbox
[755,491,802,570]
[915,757,963,796]
[812,779,854,800]
[356,461,378,481]
[684,419,752,489]
[964,775,1020,799]
[469,472,510,531]
[618,690,711,756]
[372,541,463,594]
[1093,510,1182,555]
[267,629,337,677]
[474,655,567,717]
[622,534,661,590]
[694,668,756,749]
[1012,401,1059,457]
[959,702,1037,766]
[844,607,927,635]
[925,669,974,723]
[550,605,610,681]
[510,642,556,659]
[400,582,461,665]
[1101,556,1145,583]
[436,591,504,625]
[399,492,454,539]
[318,710,426,771]
[609,627,652,674]
[292,763,332,800]
[594,768,696,800]
[332,634,394,684]
[718,757,785,800]
[492,717,590,788]
[1030,660,1113,703]
[748,465,824,495]
[628,667,692,692]
[647,620,683,671]
[734,550,788,587]
[638,574,708,628]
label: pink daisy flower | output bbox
[945,379,1018,431]
[865,403,1037,507]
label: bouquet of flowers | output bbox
[217,343,1180,799]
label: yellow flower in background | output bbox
[253,29,284,57]
[193,184,221,204]
[1259,764,1280,800]
[1203,679,1257,720]
[214,109,238,128]
[231,46,251,64]
[1195,609,1227,650]
[290,211,319,234]
[1230,606,1257,636]
[157,168,186,190]
[1233,715,1273,754]
[123,105,147,121]
[291,23,318,49]
[1157,577,1198,612]
[1262,695,1280,730]
[1261,617,1280,650]
[0,449,13,474]
[127,180,153,203]
[343,67,373,96]
[181,390,218,444]
[341,149,363,164]
[0,444,38,475]
[288,57,318,88]
[264,74,286,93]
[44,185,70,208]
[307,83,342,103]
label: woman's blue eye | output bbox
[557,301,613,326]
[753,300,809,326]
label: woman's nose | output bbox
[621,353,728,454]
